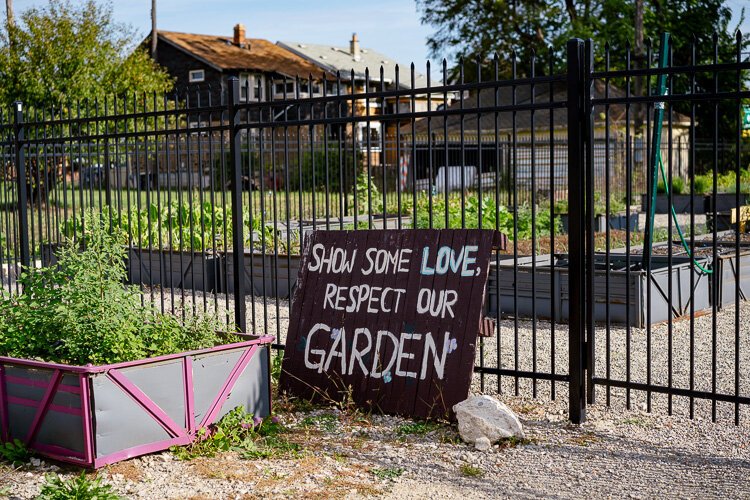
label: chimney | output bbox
[349,33,360,61]
[233,23,246,47]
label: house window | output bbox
[189,70,205,83]
[240,73,263,101]
[273,81,296,97]
[325,81,347,95]
[357,121,381,150]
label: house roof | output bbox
[277,40,434,90]
[408,80,691,135]
[157,30,328,79]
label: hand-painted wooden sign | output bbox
[279,229,506,419]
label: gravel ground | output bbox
[2,287,748,499]
[2,397,748,499]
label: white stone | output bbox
[453,395,525,446]
[474,436,492,451]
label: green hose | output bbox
[655,152,712,274]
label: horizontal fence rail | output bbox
[0,35,747,425]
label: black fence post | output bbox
[567,39,587,424]
[13,101,30,272]
[228,77,247,332]
[583,39,596,404]
[104,140,112,208]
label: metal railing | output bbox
[0,34,747,425]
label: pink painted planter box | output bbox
[0,335,274,468]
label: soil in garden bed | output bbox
[499,230,647,256]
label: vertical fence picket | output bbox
[228,77,247,332]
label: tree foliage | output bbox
[0,0,173,108]
[417,0,747,76]
[417,0,749,141]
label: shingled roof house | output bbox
[278,34,453,165]
[152,24,329,105]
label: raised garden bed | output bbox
[0,334,273,469]
[127,248,223,293]
[224,252,302,298]
[705,193,750,212]
[488,253,711,327]
[41,244,224,293]
[641,194,706,214]
[627,238,750,309]
[559,211,639,233]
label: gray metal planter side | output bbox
[705,193,750,212]
[0,335,273,468]
[641,194,706,214]
[713,250,750,308]
[492,254,710,327]
[127,248,223,293]
[558,212,639,233]
[224,252,302,298]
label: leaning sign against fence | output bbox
[279,229,506,419]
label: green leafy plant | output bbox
[37,472,120,500]
[414,192,561,241]
[62,202,230,253]
[459,464,483,477]
[352,170,384,216]
[693,174,713,195]
[0,438,32,466]
[395,420,442,437]
[657,177,685,195]
[246,218,301,255]
[270,351,284,383]
[0,209,222,365]
[370,466,405,480]
[171,407,296,460]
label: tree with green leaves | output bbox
[417,0,749,142]
[0,0,173,109]
[418,0,746,75]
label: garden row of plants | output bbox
[658,167,750,195]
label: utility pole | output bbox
[634,0,645,136]
[5,0,13,29]
[150,0,157,58]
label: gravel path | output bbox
[2,285,749,499]
[2,398,748,499]
[144,287,750,424]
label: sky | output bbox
[10,0,750,68]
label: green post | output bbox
[643,32,670,273]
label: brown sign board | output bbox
[279,229,506,419]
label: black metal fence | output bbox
[0,34,748,425]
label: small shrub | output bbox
[0,209,222,365]
[37,472,120,500]
[351,170,384,216]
